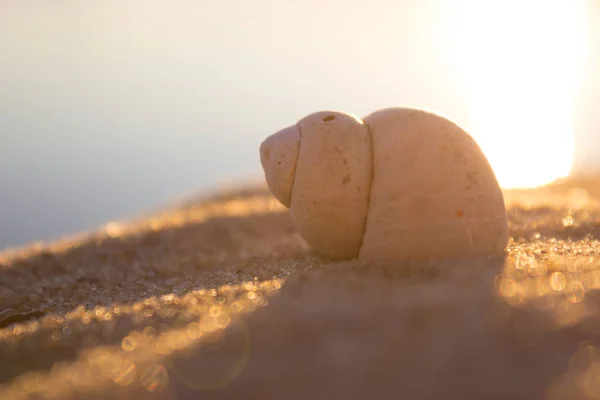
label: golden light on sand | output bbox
[442,0,588,189]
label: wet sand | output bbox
[2,178,600,399]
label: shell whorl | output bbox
[259,124,300,208]
[358,107,509,261]
[291,111,372,260]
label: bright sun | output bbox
[442,0,588,189]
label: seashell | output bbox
[259,107,509,262]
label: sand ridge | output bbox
[1,180,600,399]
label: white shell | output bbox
[259,107,509,262]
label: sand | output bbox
[2,178,600,399]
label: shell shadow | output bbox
[167,252,600,400]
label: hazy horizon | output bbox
[1,0,599,250]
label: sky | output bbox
[0,0,599,249]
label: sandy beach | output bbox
[2,178,600,399]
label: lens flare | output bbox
[441,0,589,188]
[168,319,250,391]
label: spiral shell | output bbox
[260,107,509,262]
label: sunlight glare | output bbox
[442,0,588,188]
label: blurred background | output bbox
[1,0,599,250]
